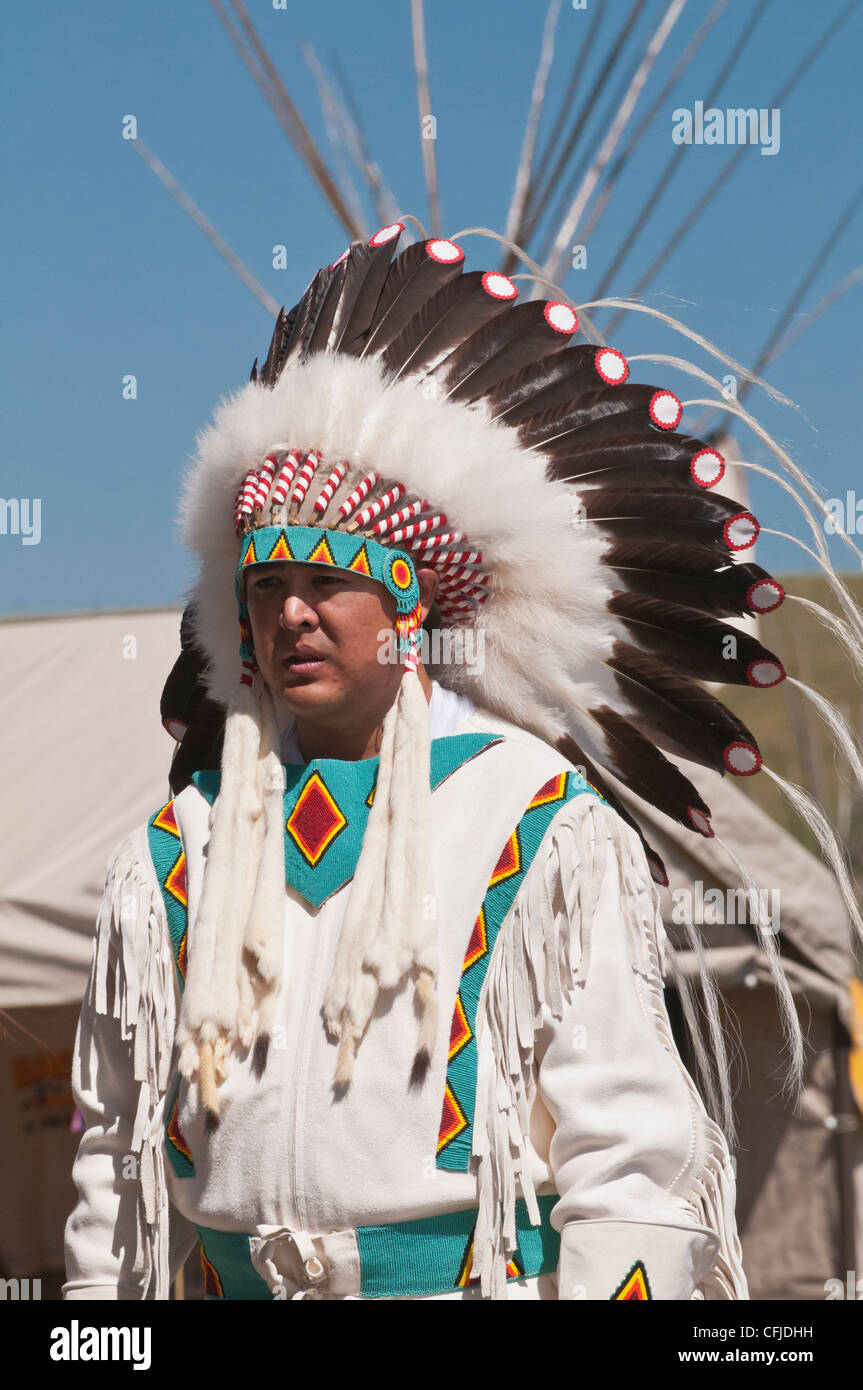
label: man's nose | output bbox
[279,592,318,628]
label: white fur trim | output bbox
[323,668,435,1087]
[176,680,273,1106]
[179,353,613,716]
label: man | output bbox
[64,221,764,1300]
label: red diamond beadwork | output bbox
[286,772,347,866]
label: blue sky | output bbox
[2,0,862,617]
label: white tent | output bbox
[1,610,183,1008]
[0,610,182,1289]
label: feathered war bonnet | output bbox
[174,218,863,1125]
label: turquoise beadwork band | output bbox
[235,525,422,672]
[236,525,420,612]
[196,1194,561,1299]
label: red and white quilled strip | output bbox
[290,451,321,507]
[251,454,278,511]
[436,576,490,600]
[433,562,488,582]
[432,554,487,573]
[435,583,474,602]
[437,585,477,601]
[435,564,488,585]
[437,599,477,619]
[338,470,380,520]
[355,485,407,528]
[313,460,348,515]
[237,468,259,510]
[240,659,257,688]
[270,449,303,508]
[436,582,479,599]
[403,627,421,673]
[436,594,475,612]
[387,515,450,544]
[438,593,477,607]
[234,467,260,527]
[407,531,466,553]
[411,546,482,567]
[369,501,425,536]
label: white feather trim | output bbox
[179,352,613,709]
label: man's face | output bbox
[244,560,404,727]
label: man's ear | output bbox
[416,567,439,622]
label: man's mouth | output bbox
[282,652,327,673]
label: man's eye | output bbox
[313,573,344,586]
[253,575,280,590]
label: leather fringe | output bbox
[469,796,748,1300]
[90,825,178,1300]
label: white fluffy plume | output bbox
[179,351,612,716]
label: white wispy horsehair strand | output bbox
[787,677,863,790]
[448,228,793,406]
[321,666,435,1089]
[735,457,863,656]
[764,529,863,633]
[711,832,806,1109]
[763,763,863,964]
[682,396,863,573]
[576,298,793,405]
[628,365,863,591]
[786,594,863,685]
[669,910,738,1147]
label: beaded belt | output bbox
[196,1194,560,1299]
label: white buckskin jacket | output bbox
[63,684,748,1301]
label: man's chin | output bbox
[274,670,343,710]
